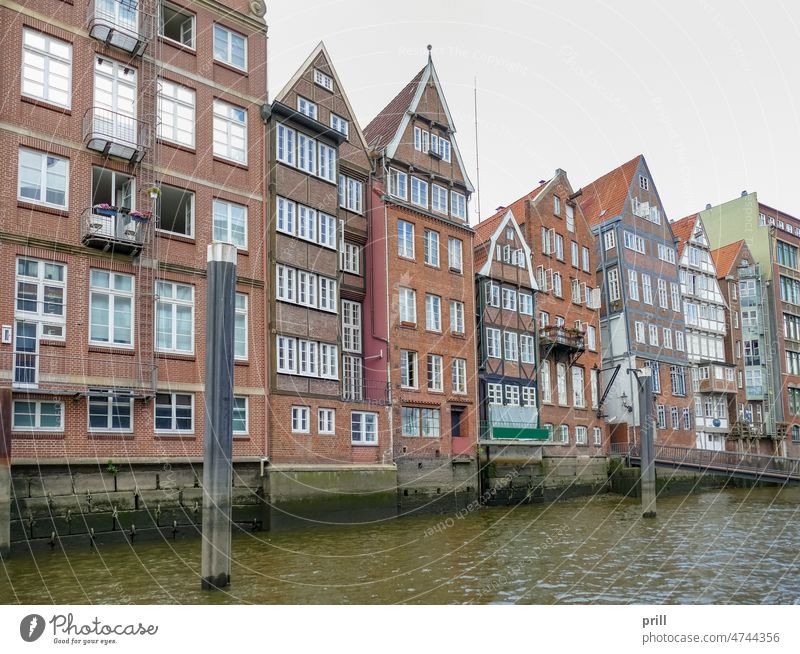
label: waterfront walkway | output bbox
[610,443,800,485]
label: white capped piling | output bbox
[201,242,237,589]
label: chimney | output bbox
[741,190,747,197]
[705,203,712,210]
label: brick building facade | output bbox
[363,52,479,509]
[581,156,694,448]
[0,0,268,459]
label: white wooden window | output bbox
[298,205,317,242]
[657,278,668,309]
[593,427,602,445]
[234,293,248,360]
[410,177,428,208]
[487,383,503,405]
[89,270,133,346]
[582,246,590,272]
[155,281,194,353]
[522,386,536,407]
[519,293,533,315]
[314,69,333,90]
[351,412,378,445]
[628,269,639,301]
[88,393,133,432]
[504,385,520,406]
[642,274,653,304]
[566,204,575,232]
[520,334,535,364]
[160,2,195,47]
[556,363,567,405]
[12,400,63,432]
[502,287,517,311]
[399,287,416,323]
[486,282,500,307]
[427,354,443,391]
[342,300,362,353]
[155,392,194,432]
[451,191,467,219]
[639,175,649,190]
[452,358,467,394]
[587,325,597,351]
[17,148,68,209]
[398,220,415,258]
[22,28,71,108]
[338,175,362,212]
[232,396,248,435]
[277,124,295,165]
[16,258,66,340]
[389,168,408,200]
[291,406,310,433]
[297,133,316,174]
[648,324,659,346]
[330,113,348,136]
[319,212,337,249]
[318,408,335,435]
[504,331,518,361]
[603,230,616,250]
[424,229,440,267]
[431,184,448,214]
[158,78,195,147]
[448,237,463,272]
[212,198,247,249]
[450,300,465,334]
[297,96,317,119]
[319,277,337,312]
[318,143,337,183]
[277,335,296,373]
[425,294,442,332]
[486,327,501,358]
[213,99,247,164]
[213,24,247,70]
[297,270,317,307]
[400,350,418,388]
[576,426,588,445]
[572,366,585,407]
[540,361,552,403]
[341,242,360,274]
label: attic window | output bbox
[639,175,649,191]
[314,69,333,91]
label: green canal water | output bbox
[2,487,800,604]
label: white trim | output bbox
[477,209,538,291]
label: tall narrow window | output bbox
[158,78,195,147]
[22,28,71,108]
[212,198,247,248]
[89,270,133,346]
[448,237,463,272]
[16,258,66,340]
[213,99,247,164]
[156,281,194,353]
[234,293,248,360]
[398,220,415,258]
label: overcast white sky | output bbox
[265,0,800,224]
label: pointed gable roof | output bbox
[579,155,642,227]
[363,52,474,192]
[274,41,371,154]
[475,208,538,290]
[363,67,425,151]
[711,240,747,278]
[670,214,699,257]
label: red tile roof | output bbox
[363,67,426,150]
[710,240,746,278]
[670,213,698,257]
[473,181,548,247]
[579,155,641,227]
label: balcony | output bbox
[539,325,585,353]
[480,421,550,441]
[341,380,390,405]
[730,421,771,440]
[81,207,148,255]
[698,378,737,394]
[84,107,149,163]
[87,0,148,56]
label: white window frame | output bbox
[318,408,335,435]
[425,294,442,332]
[158,78,195,148]
[213,23,247,71]
[17,147,69,209]
[12,399,64,432]
[399,287,417,324]
[427,354,443,392]
[450,300,465,334]
[389,168,408,200]
[277,124,295,166]
[21,28,72,109]
[213,99,247,164]
[88,393,133,433]
[330,113,349,136]
[212,198,247,249]
[342,300,362,353]
[155,280,194,354]
[291,406,310,433]
[410,177,428,208]
[154,392,194,433]
[89,269,134,348]
[486,327,501,359]
[398,220,415,259]
[297,96,317,120]
[424,229,440,267]
[431,184,448,214]
[234,292,248,361]
[451,191,467,220]
[452,358,467,394]
[448,237,463,272]
[15,257,67,340]
[233,396,249,435]
[400,349,418,389]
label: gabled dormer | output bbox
[474,209,538,291]
[364,48,473,225]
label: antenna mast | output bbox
[473,77,481,223]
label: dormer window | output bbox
[297,96,317,120]
[639,175,649,190]
[314,69,333,91]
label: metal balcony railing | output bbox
[83,107,149,163]
[539,325,585,351]
[341,380,390,405]
[81,207,147,255]
[87,0,148,56]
